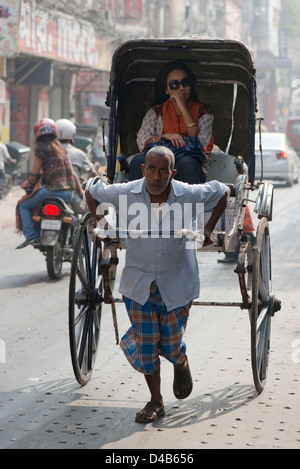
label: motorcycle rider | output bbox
[16,118,83,249]
[56,119,97,213]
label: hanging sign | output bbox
[18,1,114,70]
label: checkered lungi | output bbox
[120,282,191,375]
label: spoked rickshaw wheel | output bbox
[250,217,280,394]
[69,212,103,385]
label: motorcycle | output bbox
[32,196,79,280]
[0,142,30,199]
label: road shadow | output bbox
[0,377,257,449]
[0,269,70,290]
[159,383,257,429]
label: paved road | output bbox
[0,181,300,450]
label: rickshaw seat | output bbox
[205,151,241,185]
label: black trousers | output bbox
[128,153,206,184]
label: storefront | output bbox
[0,0,21,144]
[1,0,114,157]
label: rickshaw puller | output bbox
[85,146,230,423]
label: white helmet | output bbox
[56,119,76,141]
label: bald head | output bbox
[145,146,175,170]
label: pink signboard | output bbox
[18,1,114,71]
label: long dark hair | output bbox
[35,134,66,162]
[151,61,199,106]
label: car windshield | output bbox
[292,122,300,135]
[255,133,284,149]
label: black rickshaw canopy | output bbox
[106,38,257,183]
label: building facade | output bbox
[0,0,116,153]
[0,0,298,158]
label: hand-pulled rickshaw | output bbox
[68,38,281,394]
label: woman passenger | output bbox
[129,61,214,184]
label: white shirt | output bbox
[90,178,226,310]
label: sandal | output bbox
[135,401,165,424]
[16,238,38,249]
[173,356,193,400]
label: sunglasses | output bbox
[168,77,191,91]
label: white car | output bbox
[255,132,299,186]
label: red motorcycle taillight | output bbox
[42,204,62,216]
[276,151,288,160]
